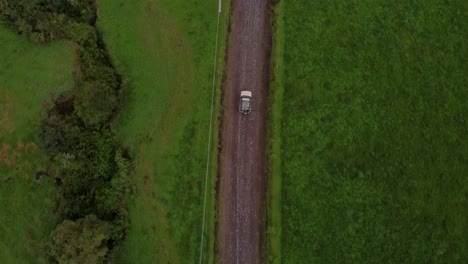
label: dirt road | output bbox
[218,0,271,263]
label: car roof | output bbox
[240,91,252,97]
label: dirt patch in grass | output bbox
[0,97,14,134]
[1,94,40,168]
[0,143,38,168]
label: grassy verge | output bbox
[212,1,234,263]
[211,2,232,264]
[207,2,231,264]
[281,0,467,262]
[97,0,229,262]
[266,0,284,263]
[0,25,76,263]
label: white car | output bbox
[239,90,252,114]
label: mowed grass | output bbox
[97,0,227,263]
[0,25,76,263]
[279,0,467,263]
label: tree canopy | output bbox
[1,0,130,260]
[49,215,112,264]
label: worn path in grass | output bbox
[0,25,76,263]
[98,0,227,263]
[218,0,271,263]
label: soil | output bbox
[218,0,271,263]
[35,171,49,180]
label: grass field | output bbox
[277,0,467,263]
[266,1,284,263]
[97,0,228,262]
[0,25,76,263]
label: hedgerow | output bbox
[1,0,130,262]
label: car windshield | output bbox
[242,99,249,109]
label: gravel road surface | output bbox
[218,0,271,263]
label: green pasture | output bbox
[0,25,76,263]
[277,0,467,262]
[97,0,228,263]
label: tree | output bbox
[65,20,96,46]
[39,109,82,155]
[49,215,112,264]
[75,80,117,126]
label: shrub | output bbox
[49,215,112,264]
[1,0,130,258]
[75,80,117,126]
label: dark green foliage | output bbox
[53,136,130,223]
[55,130,115,217]
[0,0,95,42]
[95,150,130,238]
[59,0,96,24]
[84,64,119,89]
[38,81,126,225]
[64,20,96,45]
[281,0,467,263]
[1,0,130,259]
[75,80,117,126]
[58,154,130,226]
[40,109,82,155]
[49,215,112,264]
[0,0,118,96]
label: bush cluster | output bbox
[1,1,130,263]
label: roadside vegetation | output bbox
[277,0,467,262]
[266,0,284,263]
[0,24,75,263]
[1,1,130,262]
[98,0,228,263]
